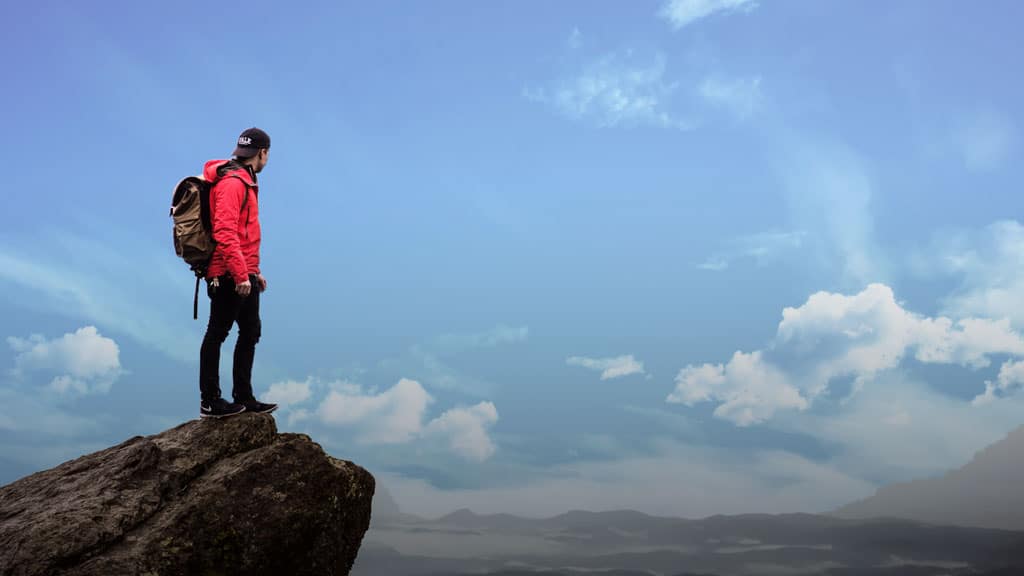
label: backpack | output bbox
[170,173,249,319]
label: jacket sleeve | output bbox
[211,178,250,284]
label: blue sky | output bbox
[3,0,1024,518]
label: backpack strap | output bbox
[193,276,201,320]
[192,173,252,320]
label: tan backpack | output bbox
[170,175,249,318]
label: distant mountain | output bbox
[371,483,403,518]
[370,482,424,526]
[831,424,1024,530]
[358,425,1024,575]
[352,508,1024,576]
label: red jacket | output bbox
[203,159,260,284]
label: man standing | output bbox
[198,127,278,418]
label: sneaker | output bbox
[200,398,246,419]
[237,398,278,414]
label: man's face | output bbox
[255,148,269,173]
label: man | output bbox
[198,127,278,418]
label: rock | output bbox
[0,414,374,576]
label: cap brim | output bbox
[233,146,259,158]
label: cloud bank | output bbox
[668,283,1024,425]
[268,377,501,462]
[7,326,123,395]
[0,236,198,362]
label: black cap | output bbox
[233,127,271,158]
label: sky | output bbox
[2,0,1024,519]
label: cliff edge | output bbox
[0,413,374,576]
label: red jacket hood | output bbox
[203,159,256,186]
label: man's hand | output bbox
[236,280,252,297]
[257,274,267,292]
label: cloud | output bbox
[772,368,1024,485]
[957,108,1015,172]
[0,386,105,437]
[424,402,500,461]
[0,234,199,362]
[698,229,804,271]
[264,379,312,406]
[526,50,694,130]
[669,350,809,426]
[932,220,1024,331]
[319,378,431,444]
[973,359,1024,406]
[315,377,500,461]
[380,438,873,519]
[432,324,528,354]
[777,285,1024,371]
[698,257,729,272]
[778,138,883,285]
[659,0,759,30]
[567,354,646,380]
[668,283,1024,426]
[528,29,766,130]
[699,74,762,120]
[7,326,122,395]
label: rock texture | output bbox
[0,414,374,576]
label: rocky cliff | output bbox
[0,413,374,576]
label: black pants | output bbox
[199,274,261,404]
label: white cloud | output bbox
[670,350,809,426]
[779,138,883,285]
[264,379,312,406]
[315,377,500,461]
[0,235,199,362]
[957,108,1015,172]
[7,326,122,395]
[773,368,1024,484]
[973,359,1024,406]
[699,74,762,120]
[424,402,500,461]
[777,284,1024,373]
[567,354,646,380]
[698,229,804,271]
[527,50,694,130]
[697,257,729,271]
[659,0,759,30]
[934,220,1024,331]
[319,378,431,444]
[668,283,1024,426]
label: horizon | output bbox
[3,0,1024,523]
